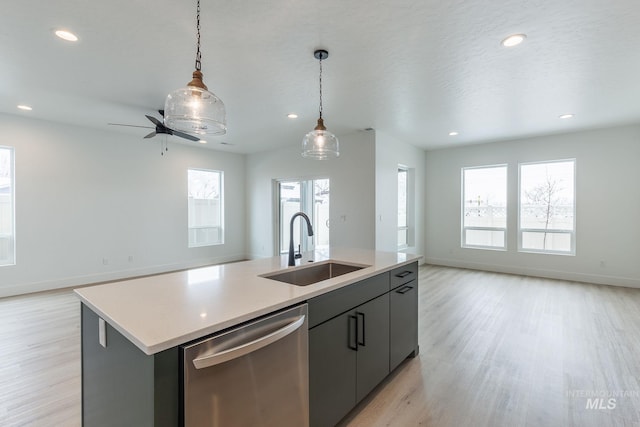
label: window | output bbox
[398,167,408,249]
[519,159,575,254]
[188,169,223,247]
[277,179,329,254]
[0,146,14,266]
[462,165,507,249]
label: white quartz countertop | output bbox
[74,248,421,355]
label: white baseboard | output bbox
[0,253,248,298]
[424,257,640,289]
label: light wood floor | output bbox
[0,289,81,426]
[2,266,640,426]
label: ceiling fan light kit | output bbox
[302,49,339,159]
[164,0,227,136]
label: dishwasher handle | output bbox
[192,314,306,369]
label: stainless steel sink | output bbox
[261,261,368,286]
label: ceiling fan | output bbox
[108,110,200,142]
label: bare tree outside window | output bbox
[523,175,564,248]
[519,160,575,254]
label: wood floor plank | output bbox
[339,266,640,427]
[0,290,81,427]
[1,266,640,426]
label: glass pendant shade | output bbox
[303,49,338,159]
[302,118,339,159]
[164,71,226,135]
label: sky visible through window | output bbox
[398,168,408,248]
[520,161,574,209]
[188,169,220,200]
[462,165,507,249]
[188,169,223,247]
[0,146,14,265]
[464,167,507,210]
[0,148,11,183]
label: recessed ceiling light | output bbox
[501,34,526,47]
[17,105,33,111]
[287,113,298,119]
[559,113,574,119]
[449,131,459,136]
[55,30,79,42]
[198,139,207,144]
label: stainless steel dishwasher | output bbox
[181,303,309,427]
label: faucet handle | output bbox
[295,244,302,259]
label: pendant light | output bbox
[164,0,226,135]
[302,49,339,159]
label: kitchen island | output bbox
[75,248,421,426]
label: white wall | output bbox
[246,130,376,258]
[425,124,640,288]
[375,131,426,255]
[0,114,246,297]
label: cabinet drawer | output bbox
[308,273,389,329]
[390,262,418,289]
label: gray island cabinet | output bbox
[81,305,180,426]
[77,250,420,427]
[308,262,419,427]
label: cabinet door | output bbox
[309,312,357,427]
[355,293,390,403]
[81,304,178,427]
[390,279,418,371]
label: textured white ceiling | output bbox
[2,0,640,153]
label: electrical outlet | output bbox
[102,258,109,265]
[98,318,107,348]
[128,255,134,263]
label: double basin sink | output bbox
[261,260,368,286]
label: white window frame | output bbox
[275,178,330,255]
[461,164,508,251]
[518,159,576,255]
[0,146,15,266]
[187,168,224,248]
[398,166,409,250]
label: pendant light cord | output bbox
[318,57,323,119]
[195,0,202,71]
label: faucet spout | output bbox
[288,212,314,266]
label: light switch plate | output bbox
[98,318,107,348]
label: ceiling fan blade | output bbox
[158,109,165,117]
[144,131,157,139]
[145,115,163,127]
[171,129,201,142]
[107,123,154,129]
